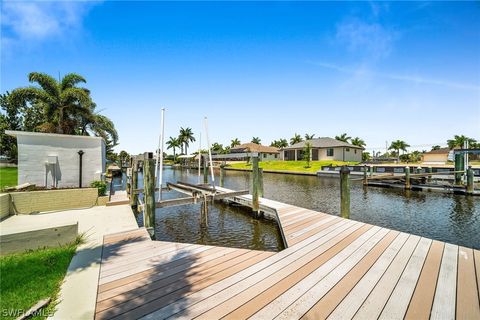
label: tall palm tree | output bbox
[251,137,261,144]
[335,133,351,143]
[351,137,366,148]
[389,140,410,162]
[447,135,477,149]
[166,136,181,159]
[9,72,92,134]
[231,138,241,148]
[179,127,196,155]
[290,133,303,145]
[270,139,289,148]
[305,133,315,140]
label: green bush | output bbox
[90,180,107,196]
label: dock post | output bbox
[130,161,138,207]
[455,153,464,185]
[203,157,208,184]
[258,168,264,198]
[220,165,225,187]
[416,167,422,174]
[340,166,350,219]
[143,156,156,238]
[405,166,411,190]
[363,165,368,186]
[369,165,374,177]
[467,166,474,194]
[427,166,432,183]
[252,156,260,218]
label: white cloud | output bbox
[1,1,99,43]
[335,18,398,59]
[310,61,480,91]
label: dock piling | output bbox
[369,165,374,177]
[427,166,432,183]
[129,161,138,207]
[363,165,368,186]
[203,157,208,184]
[258,168,264,198]
[252,156,260,218]
[143,156,156,238]
[340,166,350,219]
[405,166,411,190]
[220,165,225,187]
[467,166,474,194]
[455,153,464,185]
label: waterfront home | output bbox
[282,137,363,162]
[6,130,105,188]
[422,147,450,164]
[212,142,280,161]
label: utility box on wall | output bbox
[6,131,106,188]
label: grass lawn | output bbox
[0,240,80,320]
[228,160,359,173]
[0,167,18,190]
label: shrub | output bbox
[90,180,107,196]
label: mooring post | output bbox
[416,167,422,174]
[467,166,474,194]
[340,166,350,219]
[363,165,368,186]
[130,161,138,207]
[455,153,464,185]
[252,156,260,218]
[369,165,374,177]
[427,166,432,184]
[405,166,411,190]
[258,168,264,198]
[219,165,225,187]
[143,155,156,238]
[203,156,208,184]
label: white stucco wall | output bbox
[282,147,362,162]
[260,153,280,161]
[12,132,105,188]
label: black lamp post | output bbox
[78,150,84,188]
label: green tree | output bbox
[9,72,92,134]
[251,137,261,144]
[303,142,312,168]
[447,135,477,149]
[351,137,366,148]
[211,142,224,153]
[290,133,303,145]
[335,133,351,143]
[389,140,410,162]
[0,92,22,159]
[362,152,371,161]
[179,127,196,155]
[270,139,288,148]
[166,136,181,160]
[305,133,315,140]
[230,138,241,148]
[118,150,130,166]
[431,145,441,151]
[79,102,118,147]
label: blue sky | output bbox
[2,1,479,154]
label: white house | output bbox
[6,131,106,188]
[281,137,363,162]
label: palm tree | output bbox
[79,102,118,146]
[251,137,261,144]
[270,138,289,148]
[231,138,241,148]
[9,72,92,134]
[335,133,351,143]
[447,135,477,149]
[350,137,366,148]
[166,136,181,159]
[290,133,303,145]
[211,142,224,153]
[389,140,410,162]
[305,133,315,140]
[431,145,441,151]
[179,127,196,155]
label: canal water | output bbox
[138,167,480,251]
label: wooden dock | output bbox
[95,193,480,319]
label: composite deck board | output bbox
[94,192,476,320]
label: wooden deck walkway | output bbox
[95,194,480,320]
